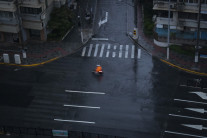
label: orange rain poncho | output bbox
[96,66,102,72]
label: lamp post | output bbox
[167,0,171,60]
[195,0,201,63]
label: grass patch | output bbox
[170,45,195,56]
[47,6,75,41]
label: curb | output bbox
[160,59,207,76]
[0,57,60,67]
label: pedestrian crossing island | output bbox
[81,44,141,59]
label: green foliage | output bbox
[143,1,154,36]
[47,6,74,41]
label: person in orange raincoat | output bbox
[95,65,102,73]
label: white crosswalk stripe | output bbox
[119,45,123,58]
[99,44,105,57]
[81,47,86,57]
[106,44,110,58]
[81,44,141,59]
[125,45,129,58]
[87,44,93,57]
[94,44,99,57]
[131,45,135,58]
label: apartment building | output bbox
[0,0,66,44]
[153,0,207,47]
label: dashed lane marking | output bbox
[165,130,207,138]
[64,104,100,109]
[174,99,207,105]
[54,119,95,124]
[65,90,105,95]
[169,114,207,121]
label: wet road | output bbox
[0,0,207,138]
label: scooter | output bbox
[92,70,103,75]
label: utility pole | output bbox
[195,0,201,63]
[167,0,171,60]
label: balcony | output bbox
[179,19,207,29]
[0,0,16,12]
[153,1,207,13]
[0,17,19,25]
[155,17,177,26]
[21,11,46,22]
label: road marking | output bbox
[180,84,203,89]
[112,45,116,58]
[165,130,207,138]
[65,90,105,95]
[106,44,110,57]
[87,44,93,57]
[119,45,123,58]
[138,49,141,59]
[185,108,207,114]
[54,119,95,124]
[64,104,100,109]
[190,92,207,100]
[94,44,99,57]
[125,45,129,58]
[131,45,135,58]
[169,114,207,121]
[92,38,109,41]
[182,124,207,130]
[98,12,108,27]
[99,44,105,57]
[174,99,207,105]
[81,47,86,56]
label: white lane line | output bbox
[81,47,87,57]
[180,84,205,89]
[54,119,95,124]
[131,45,135,58]
[87,44,93,57]
[125,45,129,58]
[138,49,141,59]
[190,92,207,100]
[99,44,105,57]
[119,45,123,58]
[65,90,105,95]
[106,44,110,57]
[112,45,116,58]
[94,44,99,57]
[169,114,207,121]
[165,130,207,138]
[64,104,100,109]
[174,99,207,105]
[92,38,109,41]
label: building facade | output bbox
[153,0,207,47]
[0,0,66,44]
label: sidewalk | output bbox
[136,3,207,76]
[0,2,93,67]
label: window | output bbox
[155,10,173,18]
[0,11,13,18]
[20,7,42,14]
[178,12,197,20]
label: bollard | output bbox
[14,54,21,64]
[22,50,27,58]
[3,53,10,63]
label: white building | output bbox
[153,0,207,47]
[0,0,66,43]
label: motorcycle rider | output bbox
[95,65,102,73]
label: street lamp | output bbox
[195,0,201,63]
[167,0,171,60]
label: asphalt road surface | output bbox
[0,0,206,138]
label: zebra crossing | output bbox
[81,44,141,59]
